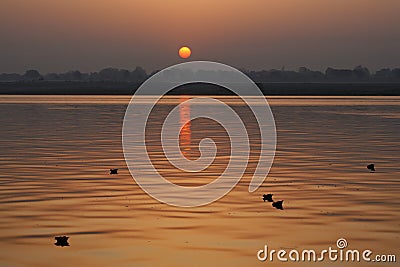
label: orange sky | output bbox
[0,0,399,72]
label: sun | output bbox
[179,46,191,59]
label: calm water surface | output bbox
[0,96,399,266]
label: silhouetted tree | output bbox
[130,67,147,82]
[374,68,391,81]
[325,67,354,81]
[117,69,130,82]
[99,68,120,81]
[23,70,43,81]
[60,70,82,81]
[353,65,370,81]
[298,67,324,82]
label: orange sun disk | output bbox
[179,46,191,59]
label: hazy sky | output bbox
[1,0,399,73]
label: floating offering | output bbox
[110,168,118,174]
[262,194,274,202]
[367,164,375,172]
[54,236,69,247]
[272,200,284,210]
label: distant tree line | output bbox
[245,66,400,83]
[1,65,400,83]
[0,67,148,83]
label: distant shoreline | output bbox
[1,82,400,96]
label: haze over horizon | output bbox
[1,0,399,73]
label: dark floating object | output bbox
[110,168,118,174]
[262,194,274,202]
[54,236,69,247]
[367,164,375,172]
[272,200,284,210]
